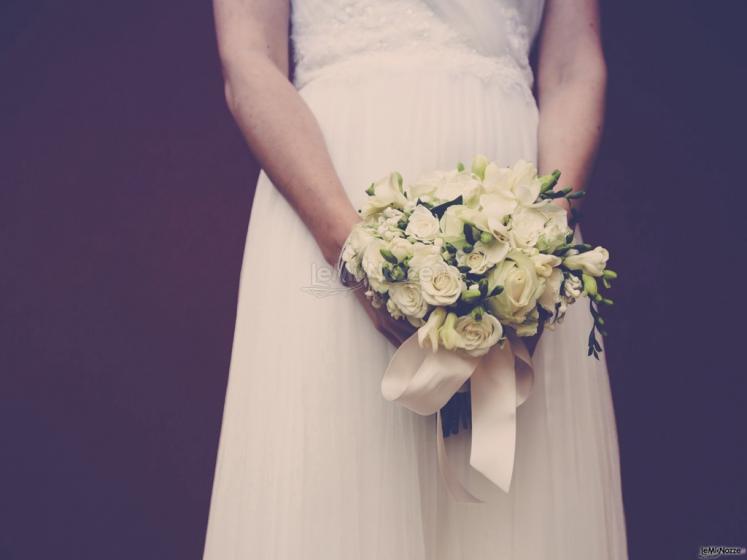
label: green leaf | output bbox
[463,222,475,244]
[380,248,398,264]
[461,289,482,303]
[489,284,504,297]
[430,195,463,219]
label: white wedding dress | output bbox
[203,1,628,558]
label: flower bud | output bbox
[540,169,561,193]
[471,306,485,321]
[582,274,598,297]
[461,289,482,303]
[379,247,398,264]
[471,154,489,180]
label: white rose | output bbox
[509,206,547,248]
[486,249,545,326]
[407,244,442,278]
[405,205,440,241]
[538,268,564,313]
[536,203,571,253]
[457,240,510,274]
[388,281,429,320]
[563,246,609,277]
[388,237,414,261]
[449,313,504,357]
[361,172,407,217]
[419,261,464,306]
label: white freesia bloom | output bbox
[419,261,464,306]
[487,250,545,326]
[515,308,540,337]
[417,307,447,352]
[438,312,462,351]
[361,239,389,292]
[530,252,562,278]
[340,228,373,281]
[479,192,517,221]
[408,169,482,206]
[481,159,542,216]
[386,297,405,320]
[434,170,482,205]
[439,205,489,243]
[361,173,407,217]
[563,273,583,300]
[539,268,564,313]
[564,246,609,277]
[405,205,440,241]
[388,282,429,320]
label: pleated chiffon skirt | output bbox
[203,61,629,559]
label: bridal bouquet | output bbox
[338,155,616,360]
[338,155,617,499]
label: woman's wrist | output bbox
[320,208,361,266]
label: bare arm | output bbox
[213,0,359,265]
[536,0,607,215]
[214,0,414,345]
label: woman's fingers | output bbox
[353,289,417,347]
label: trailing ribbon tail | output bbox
[381,332,535,502]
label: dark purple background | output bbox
[2,1,746,558]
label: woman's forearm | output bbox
[537,64,607,214]
[535,0,607,215]
[215,2,359,265]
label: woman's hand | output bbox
[353,288,417,347]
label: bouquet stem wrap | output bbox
[382,332,534,502]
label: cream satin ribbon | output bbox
[381,333,534,502]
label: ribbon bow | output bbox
[381,332,534,502]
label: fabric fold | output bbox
[381,332,535,502]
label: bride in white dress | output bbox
[203,0,628,558]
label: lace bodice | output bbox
[291,0,545,92]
